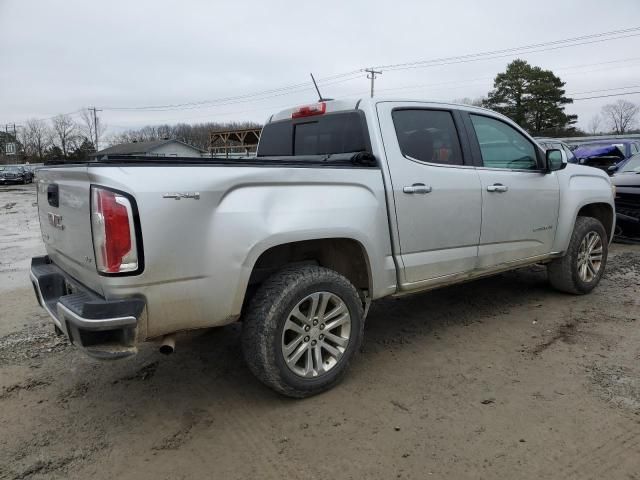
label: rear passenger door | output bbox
[463,113,560,268]
[377,103,482,287]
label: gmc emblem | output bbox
[48,212,64,230]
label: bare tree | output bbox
[23,119,52,161]
[601,100,639,134]
[453,97,486,107]
[587,114,601,135]
[51,114,77,159]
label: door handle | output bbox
[487,183,508,193]
[403,183,432,194]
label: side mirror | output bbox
[546,149,566,172]
[607,165,618,175]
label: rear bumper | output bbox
[30,255,145,359]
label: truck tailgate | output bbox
[36,166,104,295]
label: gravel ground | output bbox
[1,183,639,480]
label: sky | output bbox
[1,0,640,138]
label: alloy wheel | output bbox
[281,291,351,378]
[577,231,603,282]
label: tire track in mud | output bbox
[549,427,640,479]
[197,374,317,480]
[157,329,317,479]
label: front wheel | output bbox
[241,265,364,398]
[547,216,608,294]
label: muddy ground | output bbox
[0,183,639,480]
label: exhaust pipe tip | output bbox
[159,334,176,355]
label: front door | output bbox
[465,113,560,268]
[377,103,482,287]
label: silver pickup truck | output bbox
[31,98,615,397]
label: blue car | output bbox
[573,139,640,173]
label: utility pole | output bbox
[88,106,102,151]
[365,68,382,98]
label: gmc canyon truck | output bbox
[30,99,615,397]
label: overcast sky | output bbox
[1,0,640,136]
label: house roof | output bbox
[92,138,205,156]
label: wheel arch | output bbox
[249,237,372,290]
[553,187,615,254]
[576,202,614,243]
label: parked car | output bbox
[0,165,34,184]
[611,153,640,237]
[536,138,577,163]
[30,98,615,397]
[572,139,640,173]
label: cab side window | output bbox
[392,109,464,166]
[469,114,539,170]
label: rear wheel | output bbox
[241,265,364,398]
[547,216,608,294]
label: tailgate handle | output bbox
[47,184,59,208]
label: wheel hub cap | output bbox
[281,291,351,378]
[577,231,603,283]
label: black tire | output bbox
[547,216,608,294]
[241,265,364,398]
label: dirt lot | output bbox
[1,183,639,480]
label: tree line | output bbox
[104,121,261,152]
[13,111,261,163]
[15,110,102,163]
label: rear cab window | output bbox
[257,111,371,157]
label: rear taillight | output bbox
[91,186,139,274]
[291,102,326,118]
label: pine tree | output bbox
[484,59,576,135]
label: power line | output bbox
[101,72,363,112]
[14,26,640,124]
[100,73,363,113]
[378,33,640,74]
[568,85,640,95]
[342,57,640,99]
[97,26,640,113]
[573,91,640,101]
[375,27,640,71]
[26,109,84,123]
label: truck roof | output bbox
[267,97,504,123]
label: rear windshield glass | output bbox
[257,111,370,156]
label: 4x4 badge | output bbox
[162,192,200,200]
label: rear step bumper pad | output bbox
[30,255,145,359]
